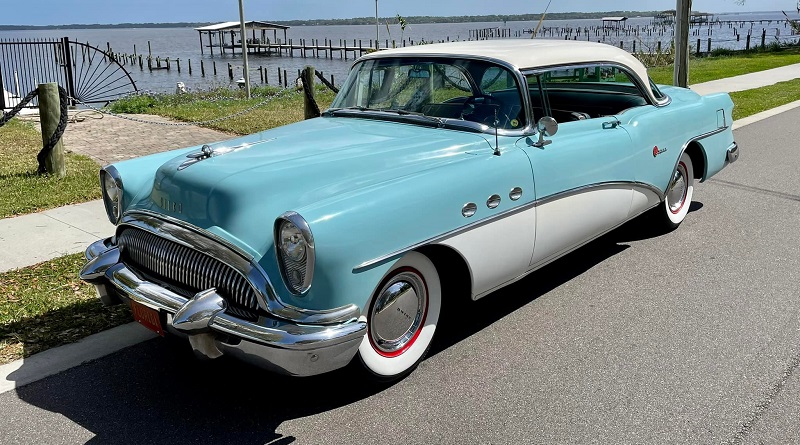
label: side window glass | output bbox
[540,64,649,122]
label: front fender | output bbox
[265,145,535,313]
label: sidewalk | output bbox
[1,112,231,273]
[690,62,800,96]
[0,200,112,273]
[2,63,800,274]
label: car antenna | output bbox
[493,108,500,156]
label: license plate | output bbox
[130,301,164,336]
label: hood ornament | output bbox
[177,140,268,170]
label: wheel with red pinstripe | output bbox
[357,251,441,380]
[658,152,695,230]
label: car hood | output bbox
[128,117,492,256]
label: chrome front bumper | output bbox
[80,238,366,376]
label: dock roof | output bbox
[194,21,289,32]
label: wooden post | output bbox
[201,60,205,77]
[37,83,66,178]
[746,33,751,50]
[673,0,692,87]
[303,66,316,119]
[188,59,192,75]
[696,38,701,56]
[761,28,766,49]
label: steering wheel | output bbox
[460,95,509,127]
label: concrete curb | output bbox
[733,99,800,130]
[0,322,156,395]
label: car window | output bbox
[331,58,526,130]
[526,64,650,123]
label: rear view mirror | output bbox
[533,116,559,148]
[408,68,430,79]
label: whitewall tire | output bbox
[357,251,441,380]
[659,152,695,229]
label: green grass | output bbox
[731,78,800,120]
[110,85,337,135]
[0,253,131,364]
[0,119,101,218]
[648,46,800,85]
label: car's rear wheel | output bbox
[655,152,695,230]
[357,251,441,381]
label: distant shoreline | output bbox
[0,11,676,30]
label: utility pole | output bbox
[673,0,692,87]
[238,0,251,98]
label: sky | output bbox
[2,0,794,26]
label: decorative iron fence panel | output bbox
[1,38,67,109]
[1,37,137,110]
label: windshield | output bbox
[329,57,527,131]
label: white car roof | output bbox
[360,40,658,102]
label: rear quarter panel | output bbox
[622,86,734,192]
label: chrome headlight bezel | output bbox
[274,211,315,295]
[100,165,123,224]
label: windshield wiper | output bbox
[327,107,443,124]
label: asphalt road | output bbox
[2,108,799,445]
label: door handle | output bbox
[602,120,621,129]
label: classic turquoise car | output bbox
[80,40,738,380]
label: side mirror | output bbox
[534,116,558,148]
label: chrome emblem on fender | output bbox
[159,196,183,214]
[653,146,667,157]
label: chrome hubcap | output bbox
[667,162,688,214]
[369,270,427,356]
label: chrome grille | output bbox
[118,227,260,315]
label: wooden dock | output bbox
[215,39,377,60]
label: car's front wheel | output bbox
[655,152,695,230]
[357,251,441,381]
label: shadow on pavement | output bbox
[6,206,675,444]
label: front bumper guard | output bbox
[80,239,366,376]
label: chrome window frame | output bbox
[521,61,672,109]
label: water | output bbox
[1,11,798,95]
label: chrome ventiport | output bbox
[509,187,523,201]
[487,194,501,209]
[462,202,477,218]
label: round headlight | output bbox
[104,173,119,203]
[279,221,307,262]
[275,212,315,295]
[101,166,123,224]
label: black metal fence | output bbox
[1,37,136,110]
[0,37,73,109]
